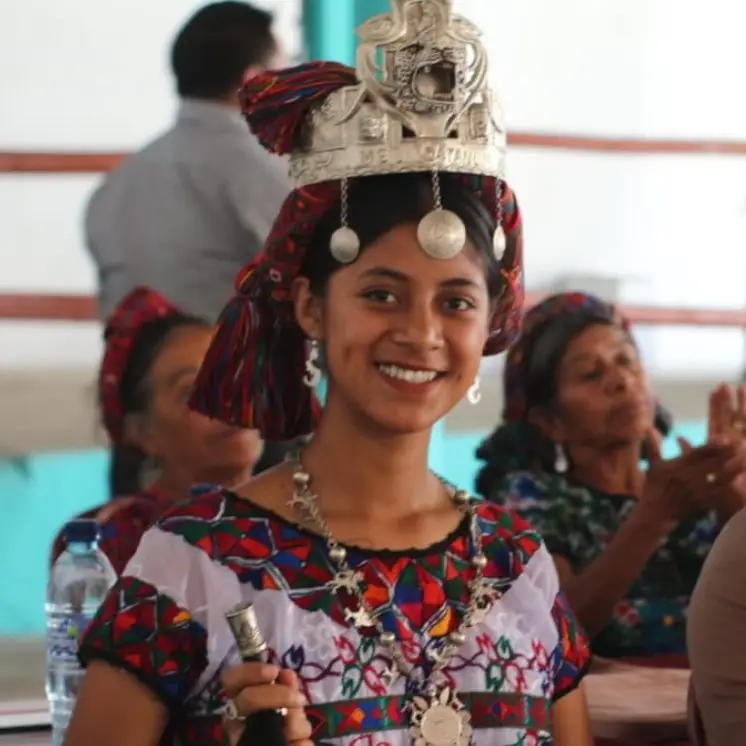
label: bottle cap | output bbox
[63,519,101,546]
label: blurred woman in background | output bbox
[51,287,264,573]
[476,291,746,659]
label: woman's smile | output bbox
[376,362,448,395]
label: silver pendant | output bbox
[493,225,507,260]
[330,226,361,263]
[409,687,472,746]
[344,605,376,628]
[326,569,363,594]
[416,209,467,260]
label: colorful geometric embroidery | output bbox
[306,692,551,740]
[158,491,545,643]
[551,592,591,698]
[501,468,716,658]
[79,576,208,704]
[78,491,590,746]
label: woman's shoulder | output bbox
[151,478,296,563]
[474,498,545,564]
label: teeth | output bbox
[378,364,439,384]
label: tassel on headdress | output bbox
[190,64,350,439]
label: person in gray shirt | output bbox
[85,2,290,322]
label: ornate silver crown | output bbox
[295,0,507,263]
[291,0,505,189]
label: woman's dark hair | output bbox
[300,172,502,298]
[474,312,673,499]
[108,313,208,497]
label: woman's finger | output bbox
[222,663,278,697]
[677,437,693,456]
[284,707,314,742]
[230,684,306,717]
[708,384,732,440]
[737,384,746,421]
[275,668,300,690]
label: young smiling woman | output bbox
[62,2,594,744]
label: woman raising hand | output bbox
[477,293,746,658]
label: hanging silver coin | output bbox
[416,209,466,260]
[330,227,360,264]
[493,225,507,260]
[409,687,472,746]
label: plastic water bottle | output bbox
[46,519,117,746]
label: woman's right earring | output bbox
[554,443,568,474]
[303,339,322,388]
[467,377,481,405]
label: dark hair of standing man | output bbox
[171,2,277,101]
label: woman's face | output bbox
[551,322,654,448]
[136,325,264,483]
[297,222,493,434]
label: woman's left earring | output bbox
[303,339,322,388]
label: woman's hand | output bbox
[222,663,313,746]
[707,383,746,445]
[639,429,746,527]
[706,384,746,517]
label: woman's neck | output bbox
[154,464,254,504]
[568,443,644,496]
[301,398,443,520]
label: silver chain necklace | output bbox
[288,460,501,746]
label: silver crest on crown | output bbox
[291,0,508,263]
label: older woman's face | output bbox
[551,323,654,448]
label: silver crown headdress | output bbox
[290,0,507,263]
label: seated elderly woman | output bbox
[476,291,746,659]
[51,287,265,574]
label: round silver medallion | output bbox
[493,225,507,260]
[416,209,466,260]
[419,704,464,746]
[330,226,361,264]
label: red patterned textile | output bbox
[99,287,182,442]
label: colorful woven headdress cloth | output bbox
[99,287,182,442]
[190,0,525,441]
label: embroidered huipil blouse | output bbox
[78,489,591,745]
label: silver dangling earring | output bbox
[554,442,568,474]
[467,377,481,405]
[303,339,322,388]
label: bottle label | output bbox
[47,613,91,663]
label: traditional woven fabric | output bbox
[99,287,182,442]
[499,470,721,658]
[502,291,628,424]
[50,486,173,576]
[189,62,524,440]
[78,493,591,746]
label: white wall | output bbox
[1,0,745,377]
[458,0,746,379]
[0,0,302,369]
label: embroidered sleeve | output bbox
[78,576,208,705]
[498,472,591,569]
[77,527,211,707]
[550,591,591,700]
